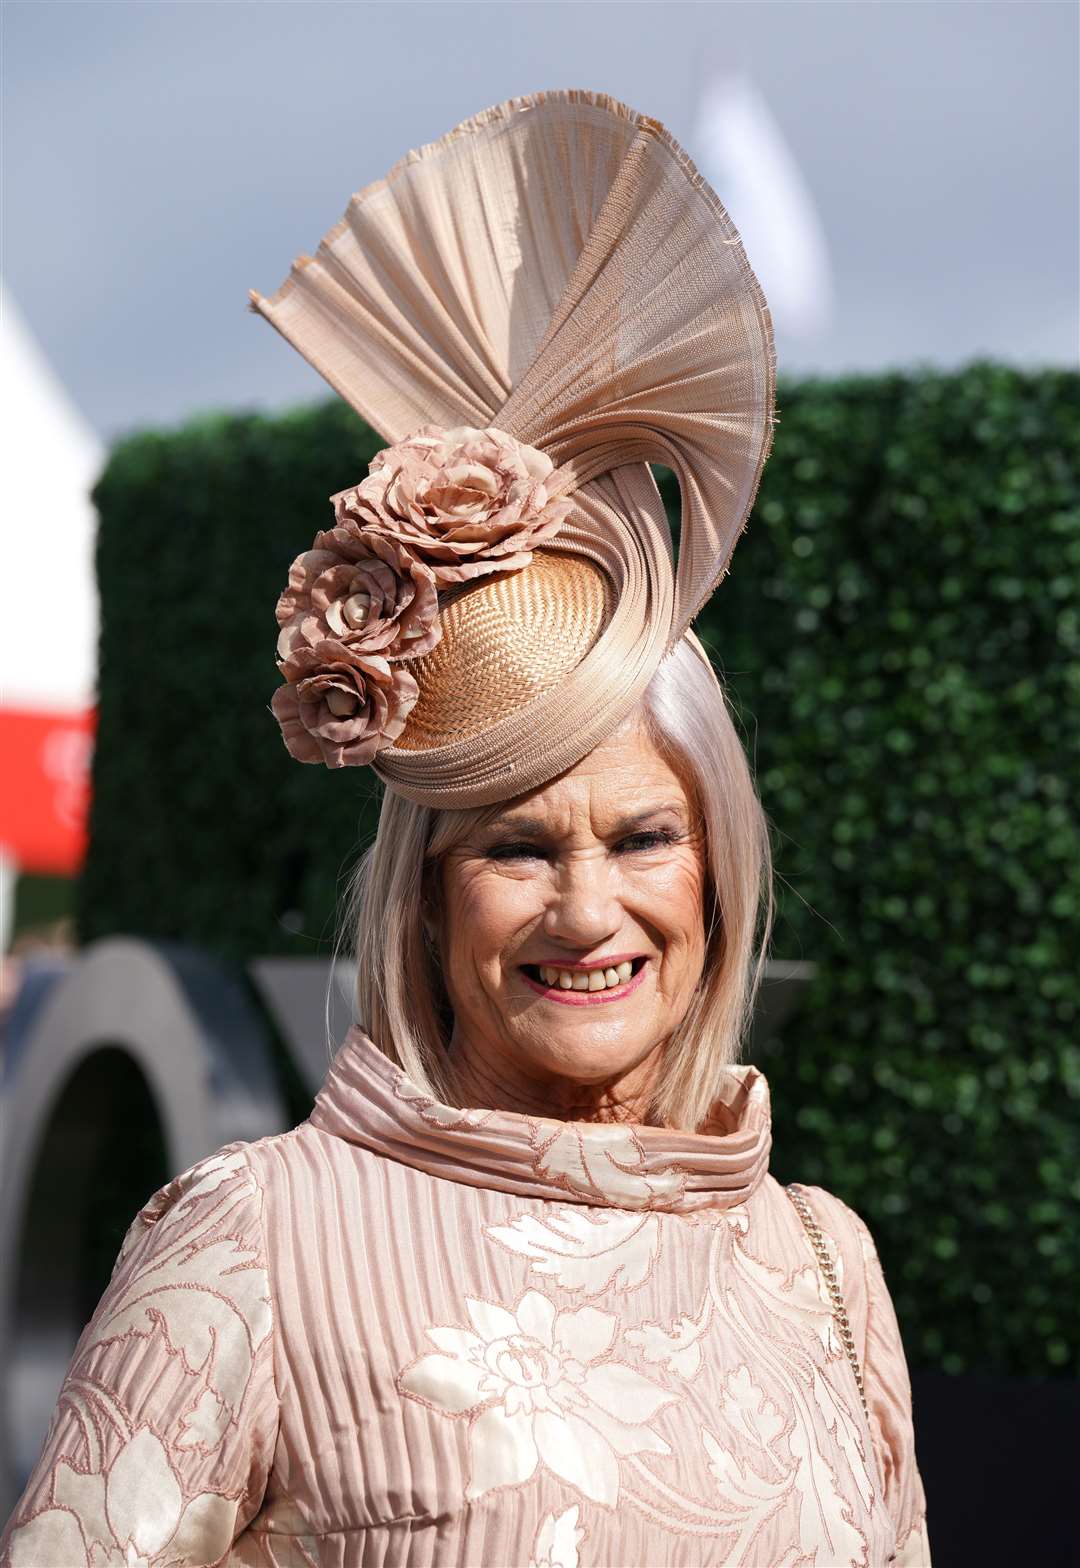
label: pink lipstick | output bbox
[518,958,649,1006]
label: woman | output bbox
[2,92,930,1566]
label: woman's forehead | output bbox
[489,793,691,836]
[491,723,695,824]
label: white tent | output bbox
[1,282,102,712]
[1,284,103,944]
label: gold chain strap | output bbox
[786,1182,868,1417]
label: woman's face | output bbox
[429,712,709,1115]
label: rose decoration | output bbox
[271,648,419,769]
[330,424,573,587]
[276,528,440,679]
[270,423,572,767]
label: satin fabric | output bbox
[250,91,776,807]
[2,1026,930,1566]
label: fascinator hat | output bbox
[250,90,776,809]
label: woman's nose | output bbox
[541,853,622,946]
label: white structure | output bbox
[0,284,103,942]
[693,73,835,345]
[1,283,102,711]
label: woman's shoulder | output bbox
[754,1170,877,1242]
[125,1118,379,1261]
[784,1178,880,1257]
[129,1139,263,1223]
[114,1126,316,1279]
[753,1172,884,1322]
[122,1136,278,1243]
[132,1123,331,1217]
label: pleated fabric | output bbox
[2,1028,930,1567]
[249,92,777,806]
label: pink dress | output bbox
[2,1025,931,1566]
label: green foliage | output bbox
[79,401,387,960]
[79,364,1080,1377]
[684,362,1080,1379]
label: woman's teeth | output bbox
[537,961,635,992]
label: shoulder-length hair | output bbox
[338,635,775,1133]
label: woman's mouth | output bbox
[518,957,649,1005]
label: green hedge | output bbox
[79,363,1080,1377]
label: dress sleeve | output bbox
[853,1211,931,1566]
[1,1142,279,1568]
[803,1185,931,1567]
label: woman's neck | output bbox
[444,1028,666,1125]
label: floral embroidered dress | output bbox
[2,1026,931,1567]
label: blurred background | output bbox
[2,1,1077,1558]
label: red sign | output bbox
[0,706,96,874]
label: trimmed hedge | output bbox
[81,401,388,959]
[79,364,1080,1377]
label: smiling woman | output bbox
[348,633,772,1134]
[1,91,929,1567]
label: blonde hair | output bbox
[340,636,775,1132]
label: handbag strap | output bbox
[786,1182,868,1417]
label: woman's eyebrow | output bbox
[487,802,688,836]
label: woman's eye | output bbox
[620,830,676,852]
[487,830,677,862]
[488,842,544,862]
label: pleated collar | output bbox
[309,1024,772,1214]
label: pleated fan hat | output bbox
[249,90,776,808]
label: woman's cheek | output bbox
[628,854,705,928]
[632,858,706,998]
[452,867,540,961]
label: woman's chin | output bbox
[505,1025,661,1091]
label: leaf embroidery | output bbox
[626,1313,708,1378]
[528,1121,686,1209]
[87,1154,271,1422]
[486,1208,660,1294]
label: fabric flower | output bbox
[331,424,572,587]
[276,528,440,678]
[271,648,418,769]
[398,1288,676,1506]
[7,1426,237,1568]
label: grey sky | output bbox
[4,1,1077,445]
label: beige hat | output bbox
[249,89,775,808]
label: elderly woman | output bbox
[1,93,929,1567]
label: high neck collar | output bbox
[309,1025,772,1214]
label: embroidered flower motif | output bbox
[528,1119,686,1210]
[331,424,572,588]
[176,1389,230,1450]
[7,1426,238,1568]
[398,1289,676,1506]
[529,1504,585,1568]
[270,648,419,768]
[275,529,440,675]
